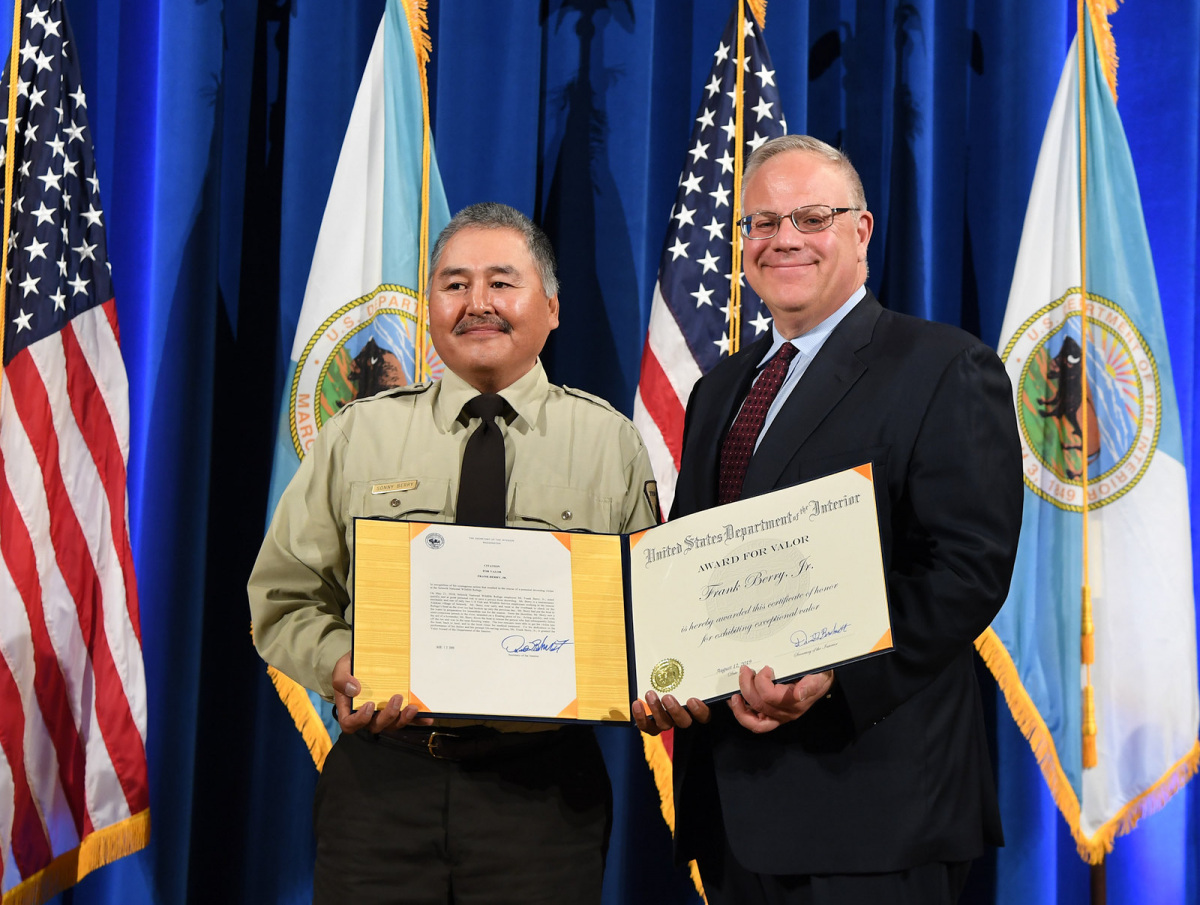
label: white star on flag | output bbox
[752,96,774,121]
[634,1,788,524]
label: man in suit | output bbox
[632,135,1023,904]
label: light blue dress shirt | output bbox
[751,284,867,452]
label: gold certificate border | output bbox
[352,521,630,722]
[352,519,415,710]
[568,533,629,721]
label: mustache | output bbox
[454,314,512,335]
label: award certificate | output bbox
[627,464,892,704]
[352,465,892,722]
[353,522,628,721]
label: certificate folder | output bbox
[352,465,893,723]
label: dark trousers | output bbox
[697,825,971,905]
[312,726,611,905]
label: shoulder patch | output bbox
[644,480,659,518]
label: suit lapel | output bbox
[741,294,884,497]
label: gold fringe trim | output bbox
[267,664,333,771]
[747,0,767,30]
[641,732,677,833]
[640,732,707,902]
[1,809,150,905]
[400,0,431,71]
[976,627,1200,864]
[1087,739,1200,850]
[1084,0,1119,99]
[975,627,1086,850]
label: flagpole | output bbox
[1077,1,1104,900]
[0,0,24,407]
[402,0,435,383]
[1076,0,1097,771]
[728,0,747,356]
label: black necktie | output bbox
[456,394,508,527]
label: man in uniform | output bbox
[250,202,657,904]
[632,135,1023,904]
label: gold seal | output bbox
[650,658,684,693]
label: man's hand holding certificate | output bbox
[352,465,892,723]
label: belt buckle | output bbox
[427,731,458,759]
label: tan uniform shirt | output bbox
[249,360,658,701]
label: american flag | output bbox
[632,2,786,517]
[0,1,149,900]
[634,5,786,897]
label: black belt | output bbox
[374,726,565,762]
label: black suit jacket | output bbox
[670,292,1023,875]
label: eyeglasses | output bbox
[737,205,860,239]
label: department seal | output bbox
[289,284,444,457]
[650,658,684,694]
[1001,289,1160,511]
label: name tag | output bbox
[371,480,419,494]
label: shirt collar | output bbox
[757,284,867,366]
[433,359,550,433]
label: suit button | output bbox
[561,510,573,522]
[390,499,400,508]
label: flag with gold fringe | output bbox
[0,1,150,902]
[977,0,1199,864]
[633,0,782,521]
[634,1,782,897]
[259,0,450,769]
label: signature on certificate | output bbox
[500,635,573,654]
[790,623,850,648]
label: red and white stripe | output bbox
[0,300,147,895]
[632,282,703,519]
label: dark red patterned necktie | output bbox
[717,342,798,505]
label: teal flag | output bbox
[981,11,1199,864]
[262,0,450,765]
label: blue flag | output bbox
[980,11,1199,863]
[262,0,450,766]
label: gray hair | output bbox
[428,202,560,298]
[741,135,868,212]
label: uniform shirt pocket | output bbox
[350,477,452,523]
[510,481,614,533]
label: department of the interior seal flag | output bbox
[978,11,1199,866]
[260,0,450,770]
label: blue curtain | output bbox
[18,1,1195,903]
